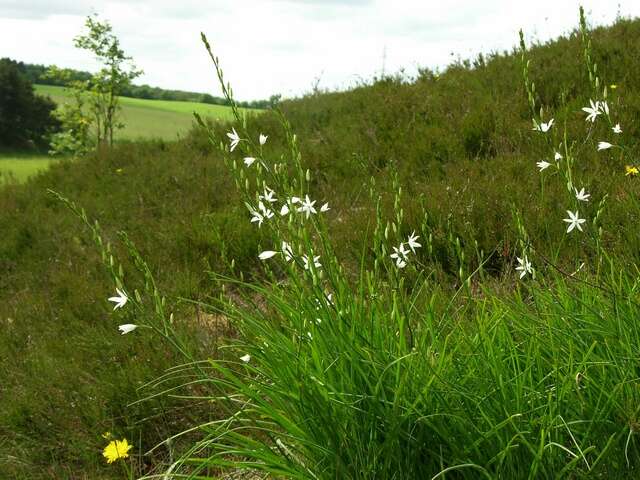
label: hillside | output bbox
[34,84,255,141]
[2,14,640,478]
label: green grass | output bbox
[0,153,58,183]
[34,84,255,141]
[2,12,640,479]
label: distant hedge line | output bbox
[8,59,277,109]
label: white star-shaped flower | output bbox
[250,210,263,227]
[108,288,128,310]
[250,202,274,227]
[533,119,554,133]
[281,241,294,262]
[582,99,601,123]
[302,254,321,270]
[515,256,533,279]
[554,151,563,161]
[243,157,256,167]
[563,210,586,233]
[118,324,137,335]
[320,202,330,212]
[537,161,551,171]
[574,187,590,202]
[612,123,622,134]
[240,354,251,363]
[259,186,277,203]
[407,232,421,253]
[259,134,268,146]
[297,195,317,218]
[280,204,290,216]
[597,141,612,151]
[390,243,410,268]
[227,128,240,152]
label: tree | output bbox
[0,58,60,149]
[49,15,141,154]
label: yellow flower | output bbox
[625,165,638,176]
[610,84,618,90]
[101,431,112,439]
[103,438,132,464]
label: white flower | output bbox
[243,157,256,167]
[259,134,268,146]
[582,99,601,123]
[259,250,278,260]
[554,151,563,161]
[240,354,251,363]
[536,161,551,171]
[390,243,410,268]
[297,195,317,218]
[290,196,301,204]
[250,210,264,227]
[302,254,321,270]
[227,128,240,152]
[282,241,294,262]
[612,123,622,134]
[260,186,277,203]
[407,232,422,253]
[250,202,274,227]
[515,256,533,279]
[597,141,613,151]
[118,324,137,335]
[563,210,586,233]
[533,119,554,133]
[320,202,330,212]
[574,187,590,202]
[259,202,274,218]
[280,204,290,216]
[108,288,128,310]
[598,100,609,116]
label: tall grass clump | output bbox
[52,8,640,479]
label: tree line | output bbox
[14,61,276,109]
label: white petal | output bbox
[259,250,278,260]
[240,354,251,363]
[280,204,290,215]
[118,324,137,335]
[320,202,330,212]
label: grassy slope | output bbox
[0,86,258,182]
[2,16,640,478]
[0,153,58,183]
[34,84,255,140]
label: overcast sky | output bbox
[1,1,638,101]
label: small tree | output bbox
[49,15,141,155]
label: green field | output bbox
[34,84,250,141]
[0,153,57,183]
[0,86,250,182]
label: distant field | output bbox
[34,84,254,141]
[0,154,58,183]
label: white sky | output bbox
[0,1,638,101]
